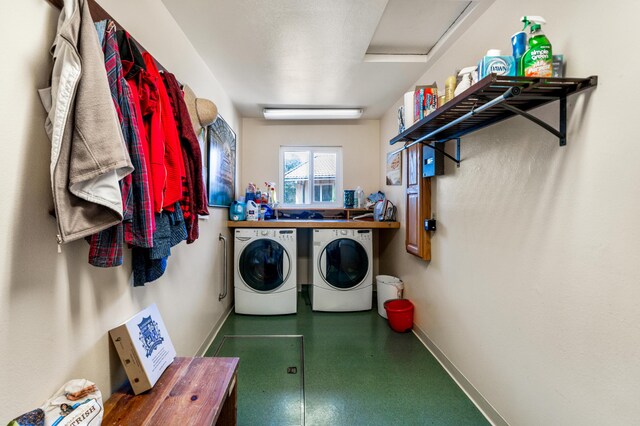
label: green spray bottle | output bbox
[520,16,552,77]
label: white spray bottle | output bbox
[454,66,478,97]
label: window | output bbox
[279,147,343,207]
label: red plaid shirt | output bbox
[88,21,154,267]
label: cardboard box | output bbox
[109,304,176,394]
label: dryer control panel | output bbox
[315,229,372,241]
[355,229,372,241]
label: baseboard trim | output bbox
[196,305,234,356]
[412,324,509,426]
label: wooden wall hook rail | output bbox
[45,0,168,72]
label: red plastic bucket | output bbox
[384,299,414,333]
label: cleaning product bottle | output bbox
[355,186,364,208]
[229,200,246,221]
[520,16,552,77]
[454,66,477,97]
[511,31,528,76]
[265,182,278,205]
[245,183,256,202]
[445,75,457,103]
[246,200,259,221]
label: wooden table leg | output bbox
[217,373,237,425]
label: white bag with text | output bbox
[41,379,102,426]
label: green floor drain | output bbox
[213,335,305,425]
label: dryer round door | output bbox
[239,239,291,292]
[319,238,369,290]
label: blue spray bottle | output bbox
[511,16,529,76]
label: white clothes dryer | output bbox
[312,229,373,311]
[234,228,297,315]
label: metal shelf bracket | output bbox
[405,138,461,167]
[487,95,568,146]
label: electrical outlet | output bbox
[424,219,437,232]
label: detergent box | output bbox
[109,304,176,394]
[478,52,517,79]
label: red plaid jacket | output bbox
[162,72,209,243]
[88,21,154,267]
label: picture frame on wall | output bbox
[386,151,402,186]
[207,115,236,207]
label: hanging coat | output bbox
[162,72,209,243]
[117,31,165,216]
[132,203,187,286]
[116,29,156,228]
[143,53,185,211]
[39,0,133,244]
[88,21,155,267]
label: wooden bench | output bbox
[103,357,239,425]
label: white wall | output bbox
[241,118,380,196]
[0,0,239,418]
[379,0,640,424]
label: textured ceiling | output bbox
[162,0,474,119]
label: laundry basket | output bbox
[376,275,403,319]
[384,299,414,333]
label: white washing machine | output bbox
[312,229,373,312]
[234,228,297,315]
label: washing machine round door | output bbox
[239,239,291,292]
[320,238,368,290]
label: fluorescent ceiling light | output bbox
[363,54,428,63]
[263,108,363,120]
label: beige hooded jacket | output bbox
[39,0,133,244]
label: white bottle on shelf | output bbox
[355,187,364,209]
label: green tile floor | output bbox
[205,289,489,426]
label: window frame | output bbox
[279,146,343,208]
[313,183,335,203]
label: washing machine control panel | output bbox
[251,229,272,238]
[277,229,296,242]
[236,229,296,241]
